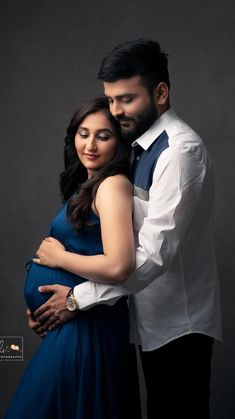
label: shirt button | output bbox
[136,156,140,160]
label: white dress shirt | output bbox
[73,108,222,351]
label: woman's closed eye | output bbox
[96,129,113,141]
[77,129,89,138]
[97,134,111,141]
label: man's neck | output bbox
[158,102,171,118]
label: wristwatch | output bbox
[65,288,78,311]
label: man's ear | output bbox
[154,82,169,105]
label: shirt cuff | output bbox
[73,281,122,310]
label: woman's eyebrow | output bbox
[78,127,113,134]
[77,126,88,130]
[96,128,113,133]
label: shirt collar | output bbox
[132,107,176,151]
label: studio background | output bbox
[0,1,234,418]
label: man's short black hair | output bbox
[98,39,170,91]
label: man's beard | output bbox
[116,100,158,143]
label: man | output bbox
[29,39,222,418]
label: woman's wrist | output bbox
[56,249,67,269]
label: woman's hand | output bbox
[33,237,65,268]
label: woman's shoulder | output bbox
[93,175,133,215]
[97,174,133,195]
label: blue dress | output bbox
[5,200,141,419]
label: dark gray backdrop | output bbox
[0,1,234,417]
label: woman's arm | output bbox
[33,175,135,283]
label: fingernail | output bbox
[38,286,42,292]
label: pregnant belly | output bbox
[24,261,86,312]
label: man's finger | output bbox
[34,304,49,318]
[34,295,57,318]
[48,319,60,331]
[26,307,48,338]
[28,316,42,330]
[43,314,57,327]
[38,284,59,293]
[33,326,48,338]
[26,308,35,321]
[36,324,48,335]
[36,308,56,323]
[28,319,40,330]
[37,315,61,333]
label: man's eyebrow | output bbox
[105,94,136,100]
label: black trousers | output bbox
[139,334,214,419]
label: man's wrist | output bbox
[65,287,79,311]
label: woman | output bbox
[5,97,141,419]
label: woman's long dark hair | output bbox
[59,97,131,230]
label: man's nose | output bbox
[110,101,124,117]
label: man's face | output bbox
[103,75,158,142]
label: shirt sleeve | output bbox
[74,143,210,310]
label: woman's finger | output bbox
[32,258,41,264]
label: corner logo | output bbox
[0,336,23,361]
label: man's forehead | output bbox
[103,75,145,96]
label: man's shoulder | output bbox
[164,111,205,151]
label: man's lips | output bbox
[118,118,134,127]
[120,120,133,127]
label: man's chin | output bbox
[121,128,135,143]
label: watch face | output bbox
[66,297,77,311]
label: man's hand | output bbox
[26,308,48,338]
[28,285,78,336]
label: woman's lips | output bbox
[83,153,99,160]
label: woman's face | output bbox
[75,111,119,178]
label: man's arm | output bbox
[31,142,210,332]
[75,142,211,308]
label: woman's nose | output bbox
[86,136,97,150]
